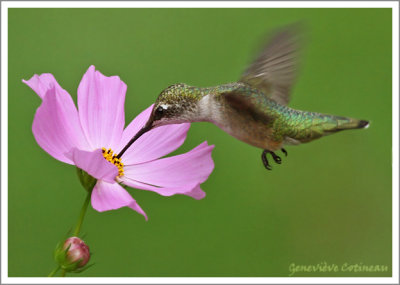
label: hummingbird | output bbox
[117,25,369,170]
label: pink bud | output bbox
[63,237,90,268]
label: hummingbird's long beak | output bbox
[116,120,153,159]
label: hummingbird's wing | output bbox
[221,89,274,124]
[240,25,303,106]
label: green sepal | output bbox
[76,168,97,192]
[73,263,94,274]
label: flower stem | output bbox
[73,192,91,237]
[48,190,92,277]
[48,266,60,277]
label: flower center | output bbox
[102,148,124,177]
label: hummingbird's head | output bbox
[116,83,201,159]
[149,83,200,128]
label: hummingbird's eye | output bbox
[156,106,164,114]
[154,106,165,119]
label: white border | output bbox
[2,1,398,8]
[1,1,398,284]
[1,0,8,284]
[392,2,400,284]
[1,1,399,8]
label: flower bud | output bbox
[55,237,91,272]
[64,237,90,267]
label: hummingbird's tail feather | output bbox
[284,112,369,143]
[334,118,370,131]
[319,117,370,138]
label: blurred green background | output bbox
[8,8,392,277]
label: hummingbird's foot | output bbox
[281,148,288,156]
[261,149,283,170]
[261,150,272,170]
[271,152,282,164]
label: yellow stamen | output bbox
[102,148,124,177]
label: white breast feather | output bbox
[198,95,222,123]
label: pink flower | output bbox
[23,65,215,220]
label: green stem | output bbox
[73,192,91,237]
[48,265,60,277]
[48,191,92,277]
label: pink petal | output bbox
[78,65,127,150]
[123,142,214,186]
[66,148,118,183]
[185,185,207,200]
[30,86,89,164]
[91,180,147,220]
[116,105,190,165]
[120,142,214,198]
[23,73,67,100]
[121,178,206,200]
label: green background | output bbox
[8,8,392,277]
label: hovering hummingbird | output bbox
[117,25,369,170]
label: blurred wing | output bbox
[240,25,303,105]
[221,90,272,124]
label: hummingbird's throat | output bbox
[102,148,124,177]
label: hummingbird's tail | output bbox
[284,112,369,143]
[331,117,370,131]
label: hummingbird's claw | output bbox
[262,149,286,170]
[271,152,282,164]
[281,148,288,156]
[261,150,272,170]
